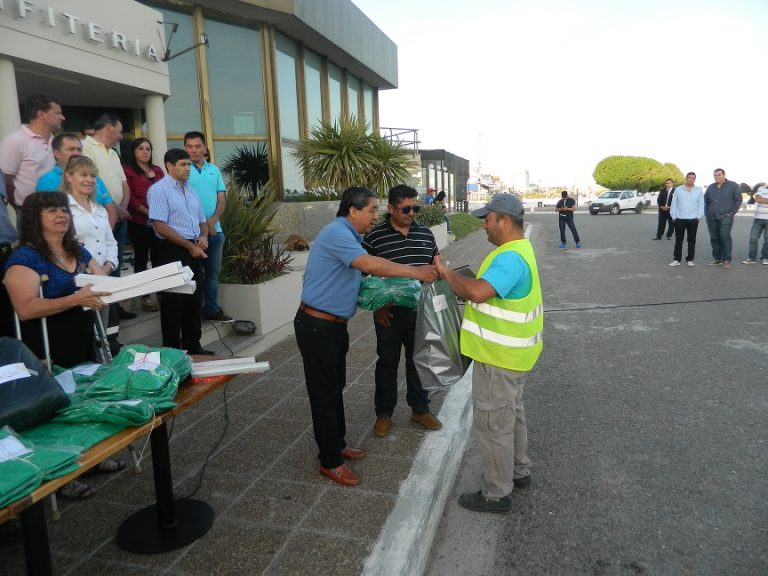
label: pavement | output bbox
[0,225,496,576]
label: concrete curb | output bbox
[362,364,474,576]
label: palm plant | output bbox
[292,117,416,197]
[221,143,270,200]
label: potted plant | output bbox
[216,182,302,337]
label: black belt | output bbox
[299,302,348,324]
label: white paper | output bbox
[55,370,77,394]
[73,363,101,376]
[0,436,32,462]
[113,399,142,406]
[133,352,161,364]
[432,294,449,313]
[0,363,32,385]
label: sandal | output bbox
[83,458,127,476]
[59,480,96,501]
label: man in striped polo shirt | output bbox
[362,184,443,437]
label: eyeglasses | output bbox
[399,205,421,214]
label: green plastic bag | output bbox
[358,276,422,311]
[86,364,179,405]
[19,421,124,453]
[52,398,156,427]
[111,345,192,381]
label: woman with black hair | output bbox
[4,191,110,368]
[124,137,163,311]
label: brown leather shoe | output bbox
[411,411,443,430]
[319,463,360,486]
[341,447,367,460]
[373,416,391,437]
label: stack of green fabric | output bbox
[112,345,192,381]
[358,276,422,311]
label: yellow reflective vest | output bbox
[460,239,543,372]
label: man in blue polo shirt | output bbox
[36,132,117,227]
[295,187,438,487]
[184,131,231,322]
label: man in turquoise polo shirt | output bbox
[435,194,543,513]
[184,131,231,322]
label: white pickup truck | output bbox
[588,190,646,215]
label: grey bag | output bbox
[413,280,470,390]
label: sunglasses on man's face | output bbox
[399,205,420,214]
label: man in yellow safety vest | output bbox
[435,194,543,513]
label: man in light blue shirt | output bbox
[184,131,230,322]
[35,132,116,227]
[669,172,704,267]
[148,148,211,354]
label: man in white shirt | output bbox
[669,172,705,267]
[742,184,768,265]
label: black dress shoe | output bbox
[117,306,137,320]
[188,347,215,356]
[652,237,661,240]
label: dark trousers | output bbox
[127,221,157,273]
[673,218,699,262]
[656,208,673,238]
[558,215,580,244]
[155,240,203,350]
[374,306,429,416]
[294,309,349,469]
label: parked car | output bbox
[588,190,645,215]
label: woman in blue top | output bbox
[4,192,110,368]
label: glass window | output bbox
[347,74,360,120]
[204,18,266,136]
[304,49,324,132]
[157,8,201,134]
[328,63,343,126]
[275,33,299,141]
[281,142,304,194]
[363,83,374,130]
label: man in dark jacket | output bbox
[704,168,743,269]
[654,179,674,240]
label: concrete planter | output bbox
[430,222,448,251]
[218,270,303,336]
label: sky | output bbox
[352,0,768,190]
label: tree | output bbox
[292,117,416,196]
[593,156,684,192]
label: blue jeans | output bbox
[111,220,127,277]
[705,214,734,262]
[203,231,224,314]
[748,219,768,260]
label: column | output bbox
[144,94,167,163]
[0,58,20,138]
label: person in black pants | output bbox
[668,172,704,267]
[147,148,212,354]
[362,185,443,438]
[555,190,581,248]
[654,179,675,239]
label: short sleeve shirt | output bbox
[481,251,532,300]
[147,175,206,240]
[6,245,94,298]
[187,161,226,233]
[300,217,367,319]
[35,166,113,205]
[0,126,55,207]
[81,136,127,204]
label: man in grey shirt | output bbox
[704,168,742,269]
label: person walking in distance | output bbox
[704,168,742,269]
[555,190,581,248]
[669,172,704,267]
[741,183,768,265]
[654,179,675,240]
[434,194,543,513]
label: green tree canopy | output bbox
[593,156,684,192]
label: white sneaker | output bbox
[742,259,756,264]
[687,261,695,267]
[669,260,680,267]
[762,259,768,265]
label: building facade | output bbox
[0,0,397,194]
